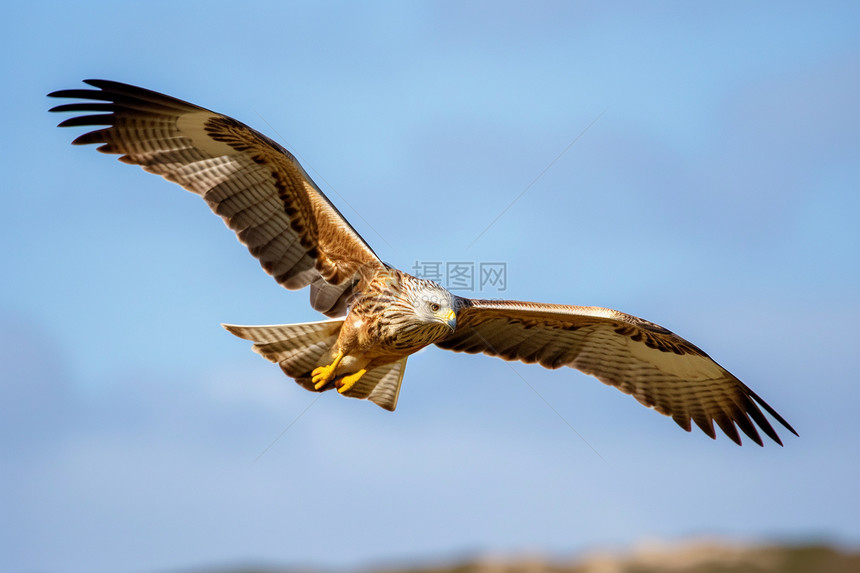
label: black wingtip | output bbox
[48,80,110,99]
[56,115,113,128]
[745,384,799,439]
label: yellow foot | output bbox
[311,365,336,389]
[312,350,344,390]
[336,369,367,394]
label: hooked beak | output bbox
[445,309,457,329]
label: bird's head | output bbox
[408,278,457,332]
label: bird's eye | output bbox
[429,302,441,312]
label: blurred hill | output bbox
[208,542,860,573]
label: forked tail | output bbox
[222,319,407,411]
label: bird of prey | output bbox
[50,79,797,446]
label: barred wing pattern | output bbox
[437,299,797,446]
[49,80,382,317]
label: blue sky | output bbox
[2,2,859,572]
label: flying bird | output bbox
[50,79,797,446]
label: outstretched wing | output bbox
[437,298,796,446]
[49,79,383,317]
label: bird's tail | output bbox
[222,318,408,411]
[222,319,344,388]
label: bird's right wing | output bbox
[50,79,384,317]
[437,298,796,446]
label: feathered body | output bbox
[346,268,457,353]
[50,80,798,445]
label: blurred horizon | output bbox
[2,2,859,573]
[173,539,860,573]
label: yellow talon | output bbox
[312,350,344,390]
[336,369,367,394]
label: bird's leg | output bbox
[336,369,367,394]
[312,350,345,390]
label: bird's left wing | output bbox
[49,79,384,317]
[436,298,796,446]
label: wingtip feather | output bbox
[743,383,799,440]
